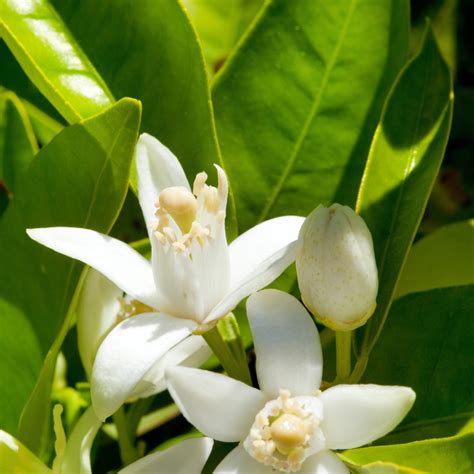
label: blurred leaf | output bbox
[212,0,410,232]
[22,100,64,147]
[362,286,474,444]
[350,460,427,474]
[0,99,141,457]
[395,220,474,298]
[0,303,42,435]
[355,26,453,358]
[0,0,114,122]
[0,90,38,201]
[182,0,264,75]
[0,430,49,474]
[342,432,474,474]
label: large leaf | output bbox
[0,90,38,197]
[182,0,264,76]
[0,0,114,122]
[342,432,474,474]
[395,220,474,299]
[0,303,42,435]
[362,285,474,444]
[354,26,453,360]
[212,0,410,232]
[0,98,141,456]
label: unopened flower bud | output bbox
[296,204,378,331]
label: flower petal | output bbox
[91,313,196,420]
[300,451,349,474]
[215,445,274,474]
[132,335,212,397]
[136,133,190,231]
[60,407,102,474]
[166,367,266,442]
[77,269,122,378]
[228,216,304,288]
[247,289,323,398]
[120,437,213,474]
[320,384,416,449]
[204,239,300,324]
[27,227,159,308]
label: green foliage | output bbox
[363,285,474,443]
[355,26,453,361]
[396,220,474,298]
[213,0,410,232]
[0,99,140,458]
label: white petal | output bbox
[91,313,195,420]
[132,335,211,397]
[136,133,190,231]
[27,227,159,308]
[77,269,122,378]
[166,367,266,442]
[300,451,349,474]
[320,385,416,449]
[205,239,300,323]
[120,437,213,474]
[60,407,102,474]
[247,290,322,398]
[215,445,274,474]
[228,216,304,288]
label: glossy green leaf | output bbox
[212,0,410,232]
[362,286,474,444]
[395,220,474,299]
[0,303,42,435]
[22,99,64,146]
[0,0,114,122]
[0,90,38,198]
[0,98,141,456]
[355,26,453,358]
[349,460,426,474]
[342,432,474,474]
[182,0,264,75]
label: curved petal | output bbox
[320,385,416,449]
[228,216,304,288]
[166,367,266,442]
[300,451,349,474]
[132,335,212,397]
[204,240,300,324]
[120,437,213,474]
[77,269,122,378]
[136,133,190,231]
[247,290,322,398]
[60,407,102,474]
[91,313,196,420]
[215,445,274,474]
[27,227,159,308]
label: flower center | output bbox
[244,389,325,473]
[158,186,197,234]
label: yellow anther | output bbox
[159,186,197,233]
[193,172,208,196]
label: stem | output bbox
[126,396,154,439]
[113,407,138,467]
[349,352,369,384]
[335,331,352,383]
[203,314,252,385]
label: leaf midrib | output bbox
[256,0,358,223]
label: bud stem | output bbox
[335,331,352,383]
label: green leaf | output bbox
[22,99,64,147]
[355,26,453,359]
[182,0,264,75]
[212,0,410,232]
[0,303,42,435]
[0,0,114,122]
[362,286,474,444]
[0,98,141,457]
[341,432,474,474]
[0,90,38,197]
[395,220,474,299]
